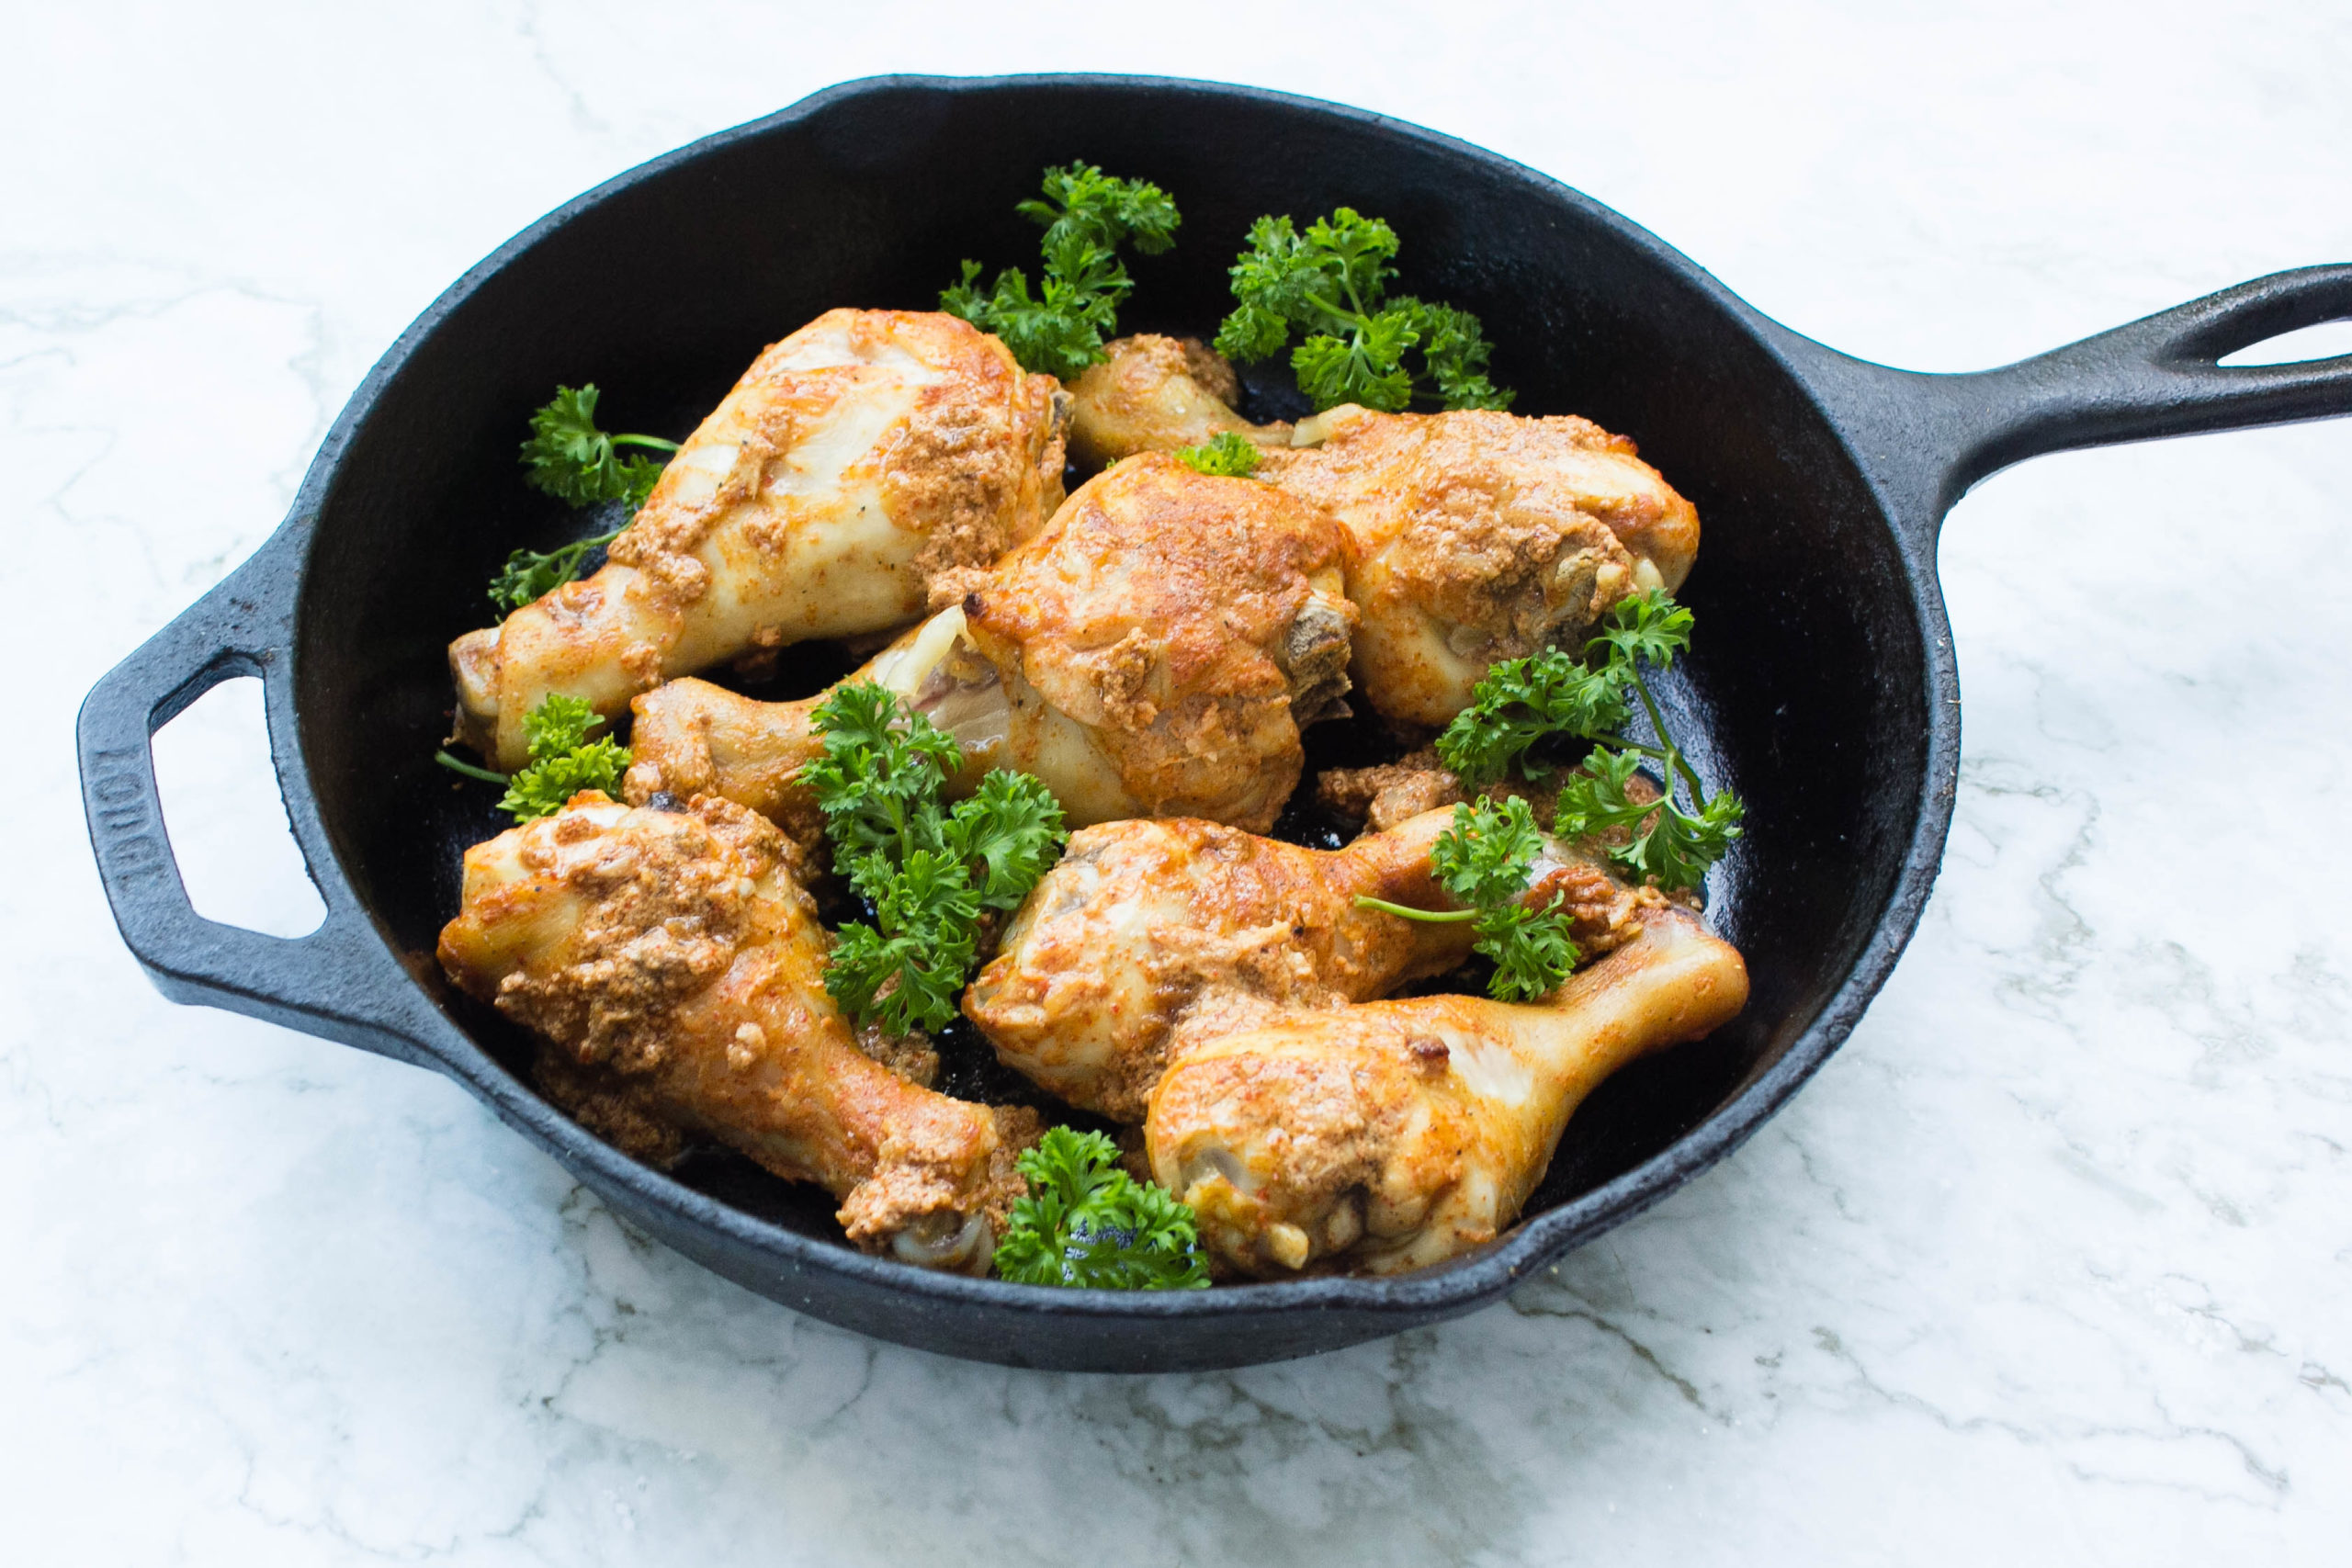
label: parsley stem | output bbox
[609,434,681,453]
[1303,288,1368,340]
[1626,667,1708,806]
[1352,896,1477,923]
[435,750,508,784]
[1600,738,1678,766]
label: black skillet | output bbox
[77,75,2352,1372]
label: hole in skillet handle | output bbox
[2218,319,2352,366]
[149,675,326,939]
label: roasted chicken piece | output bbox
[965,807,1665,1122]
[1259,404,1696,728]
[1065,334,1701,728]
[450,309,1069,770]
[435,792,1035,1272]
[1064,333,1280,468]
[1147,903,1747,1276]
[620,619,970,866]
[625,452,1357,836]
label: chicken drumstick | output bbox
[436,792,1036,1272]
[450,309,1068,770]
[964,806,1665,1122]
[624,451,1358,839]
[1147,903,1747,1277]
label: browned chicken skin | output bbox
[450,310,1068,770]
[435,792,1035,1271]
[965,807,1665,1122]
[1063,334,1701,728]
[1147,903,1747,1277]
[1261,404,1696,727]
[624,452,1358,836]
[1064,333,1279,468]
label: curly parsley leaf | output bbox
[1588,588,1693,671]
[942,164,1181,379]
[1555,748,1746,893]
[1173,431,1261,477]
[808,682,1068,1034]
[492,385,680,613]
[944,771,1069,912]
[1476,900,1584,1004]
[1399,298,1513,412]
[823,849,984,1037]
[1356,795,1580,1003]
[1435,795,1580,1001]
[487,527,623,614]
[1429,793,1550,908]
[497,737,631,821]
[1215,207,1513,413]
[517,385,679,509]
[801,681,964,867]
[1017,163,1180,257]
[431,693,632,821]
[1434,649,1630,786]
[521,692,602,755]
[993,1127,1211,1291]
[1433,590,1744,894]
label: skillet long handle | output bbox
[76,525,438,1065]
[1808,265,2352,530]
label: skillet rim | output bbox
[283,72,1959,1331]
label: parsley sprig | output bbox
[1355,795,1579,1002]
[941,163,1181,380]
[434,693,632,821]
[1435,591,1745,892]
[492,385,682,613]
[519,385,680,508]
[488,529,623,615]
[993,1127,1211,1290]
[1214,208,1512,413]
[803,682,1068,1035]
[1174,431,1261,477]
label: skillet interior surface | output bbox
[290,76,1936,1356]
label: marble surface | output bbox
[8,3,2351,1561]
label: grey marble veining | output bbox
[6,4,2348,1562]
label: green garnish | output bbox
[993,1127,1211,1290]
[1554,746,1747,895]
[1431,648,1630,787]
[1174,431,1261,477]
[487,527,624,614]
[941,163,1181,380]
[802,682,1068,1035]
[434,693,632,821]
[1355,795,1579,1002]
[1214,207,1512,413]
[519,384,680,509]
[1433,590,1745,892]
[491,385,681,613]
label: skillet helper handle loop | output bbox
[1948,264,2352,493]
[76,530,433,1063]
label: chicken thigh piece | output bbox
[436,792,1035,1272]
[450,309,1069,770]
[1147,904,1748,1277]
[965,807,1664,1122]
[624,452,1358,835]
[1257,404,1701,728]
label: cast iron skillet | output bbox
[77,75,2352,1372]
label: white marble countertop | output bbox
[8,4,2350,1562]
